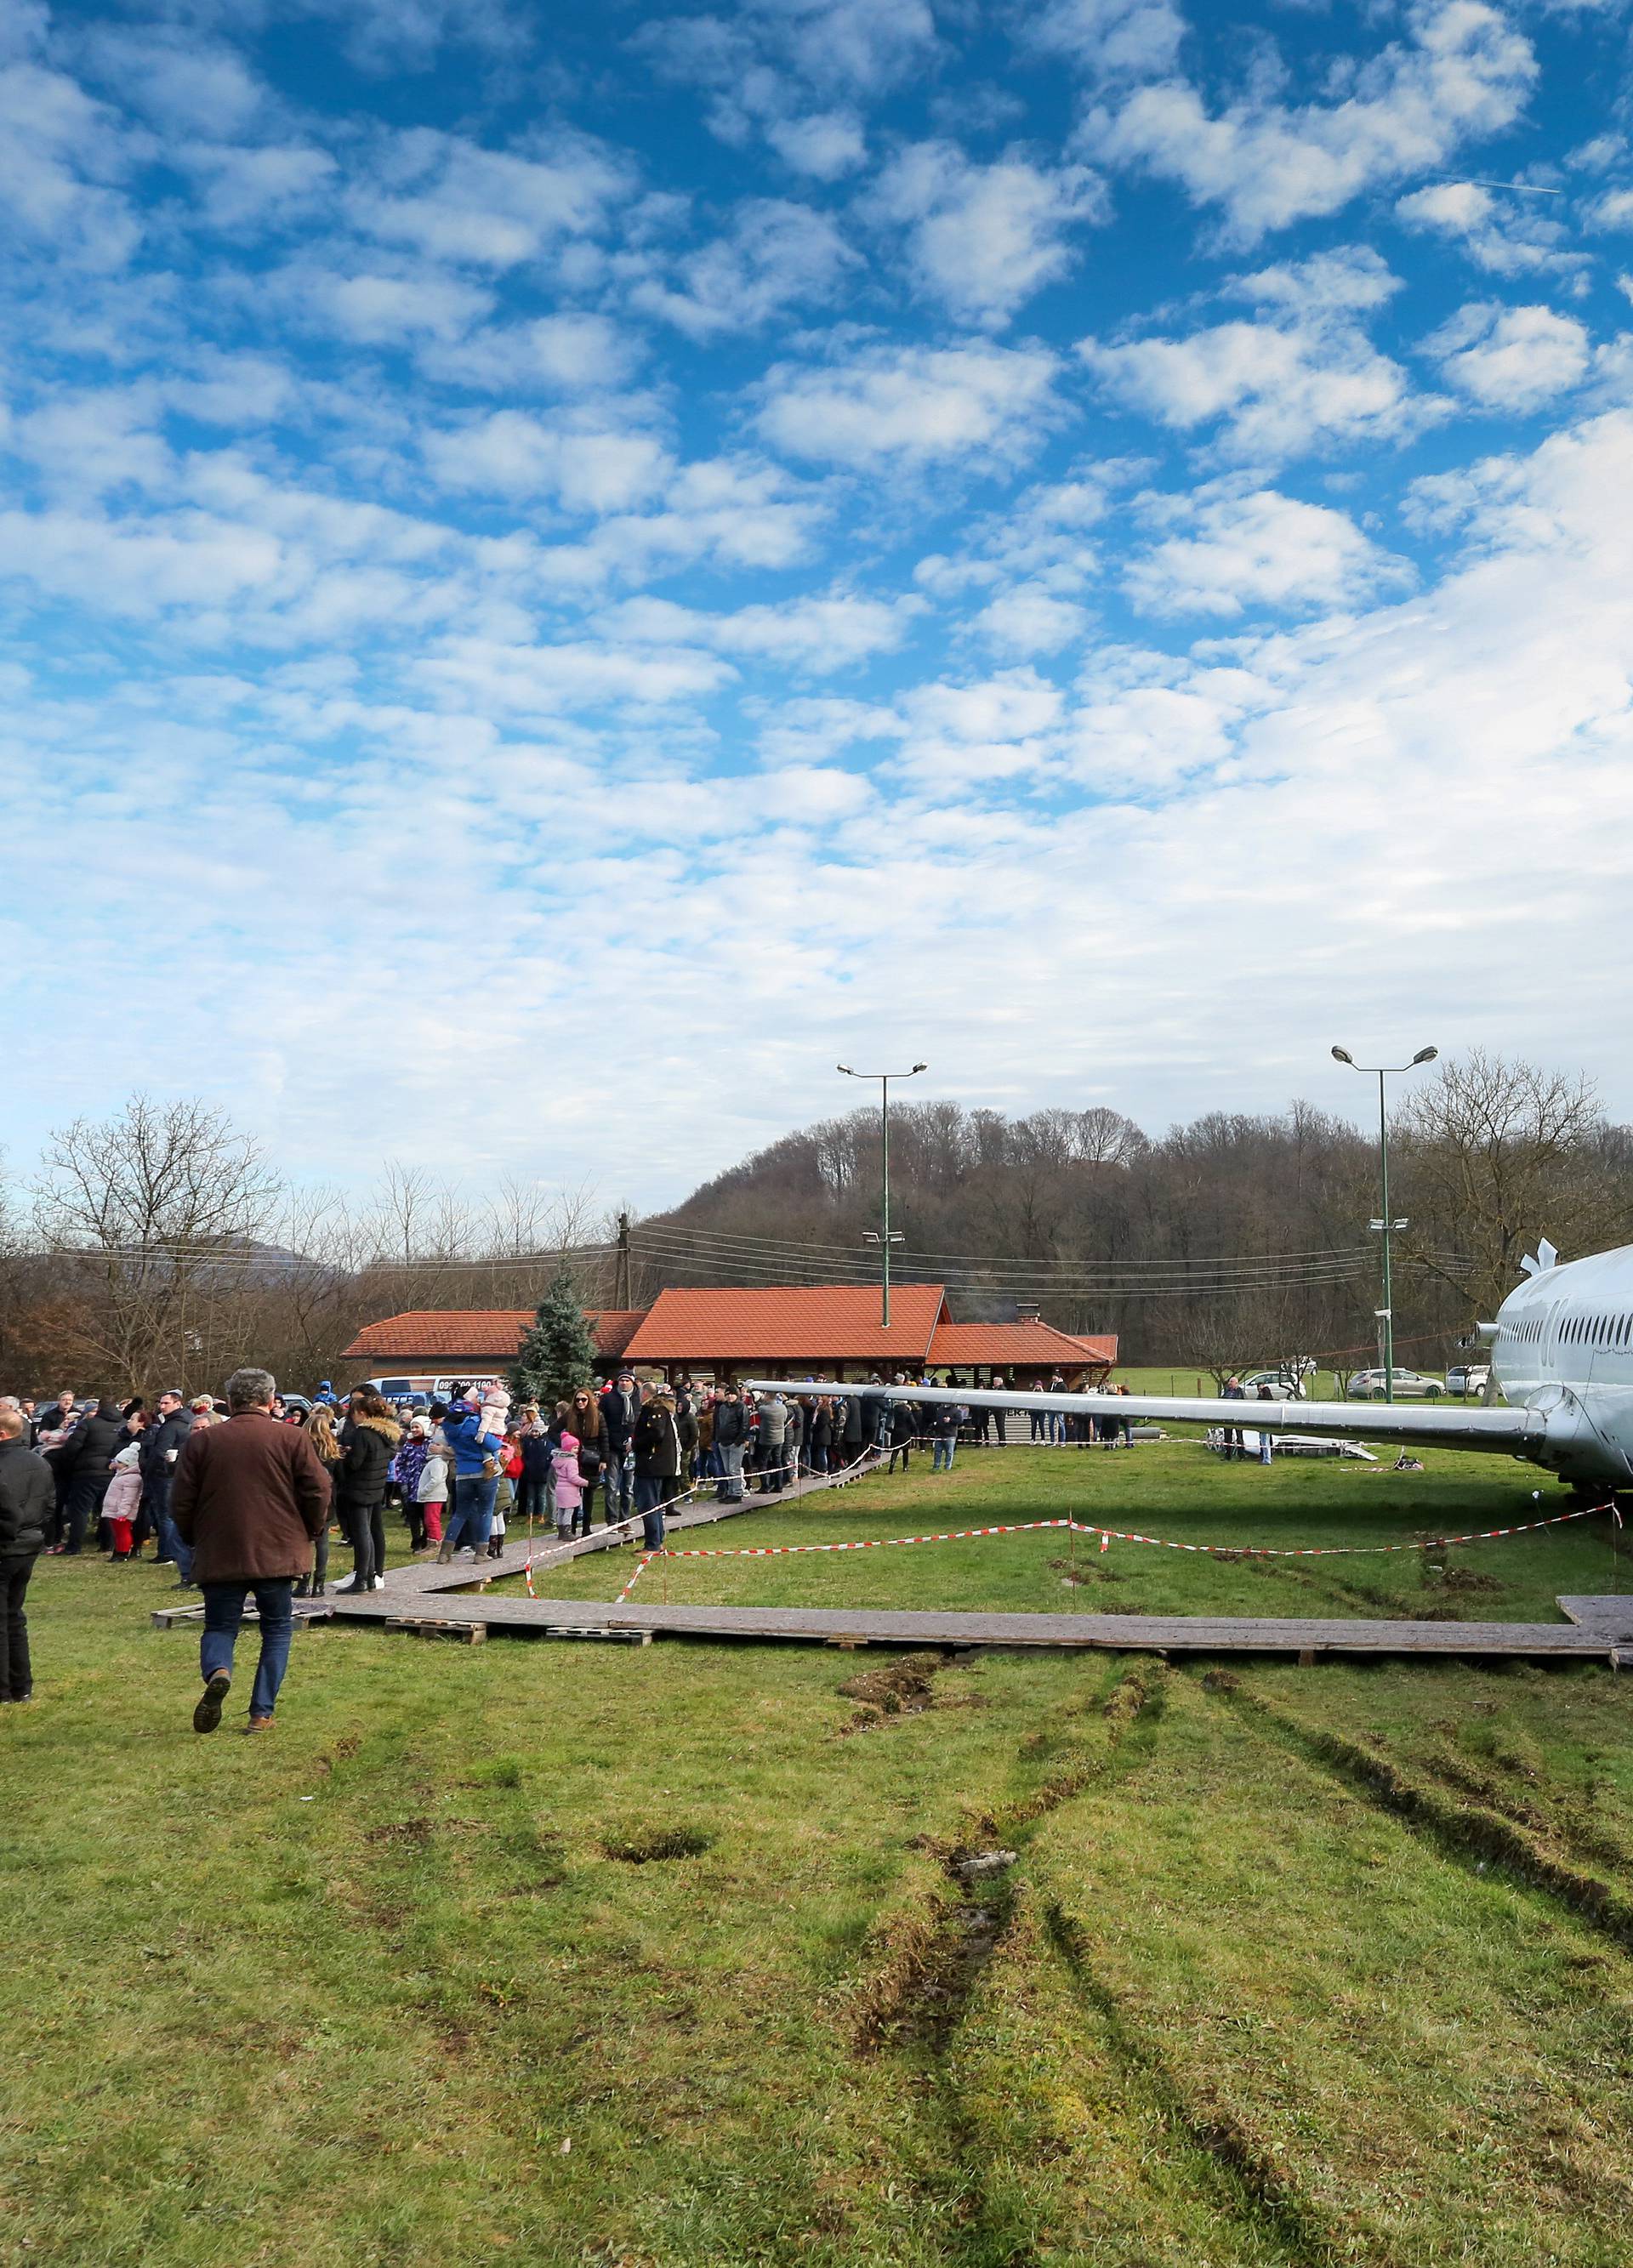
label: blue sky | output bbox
[4,0,1633,1209]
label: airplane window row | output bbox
[1557,1311,1633,1348]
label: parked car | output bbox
[1239,1370,1306,1399]
[1445,1365,1491,1397]
[1346,1368,1445,1400]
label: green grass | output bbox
[500,1440,1623,1623]
[4,1450,1633,2267]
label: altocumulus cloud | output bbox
[3,0,1633,1196]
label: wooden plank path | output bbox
[320,1589,1630,1659]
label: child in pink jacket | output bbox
[550,1432,583,1543]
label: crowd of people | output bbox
[0,1364,1148,1731]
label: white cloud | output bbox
[868,142,1105,327]
[417,312,641,394]
[274,264,493,344]
[1123,483,1408,617]
[1089,315,1424,460]
[1090,1,1536,245]
[178,141,339,231]
[594,591,922,670]
[415,636,736,713]
[628,198,857,338]
[350,129,632,269]
[83,28,265,135]
[757,340,1063,468]
[1585,187,1633,231]
[765,110,867,179]
[1022,0,1185,82]
[1083,251,1429,462]
[972,583,1090,654]
[424,411,672,513]
[1425,301,1590,410]
[751,763,875,820]
[1396,180,1585,280]
[0,58,139,267]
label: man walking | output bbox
[171,1367,332,1734]
[142,1388,194,1580]
[0,1407,52,1703]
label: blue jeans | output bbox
[450,1473,498,1550]
[634,1472,669,1550]
[156,1498,193,1580]
[604,1452,634,1522]
[200,1579,295,1719]
[1050,1415,1067,1445]
[932,1437,956,1471]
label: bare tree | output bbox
[1396,1053,1625,1322]
[30,1095,280,1395]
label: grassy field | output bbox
[4,1447,1633,2268]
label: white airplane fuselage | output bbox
[1484,1242,1633,1487]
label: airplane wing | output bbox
[745,1379,1545,1458]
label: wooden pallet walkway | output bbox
[149,1458,873,1629]
[321,1589,1629,1660]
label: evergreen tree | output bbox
[509,1271,598,1409]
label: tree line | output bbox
[3,1054,1629,1398]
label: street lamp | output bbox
[1331,1044,1438,1403]
[838,1061,927,1327]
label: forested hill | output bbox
[634,1062,1633,1372]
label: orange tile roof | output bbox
[342,1309,646,1364]
[926,1322,1117,1371]
[623,1282,948,1364]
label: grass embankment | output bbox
[3,1450,1632,2266]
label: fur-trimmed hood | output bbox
[353,1413,401,1444]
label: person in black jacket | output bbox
[599,1373,641,1525]
[57,1400,125,1556]
[887,1396,919,1474]
[0,1407,52,1702]
[334,1390,401,1594]
[632,1391,683,1549]
[141,1390,195,1580]
[711,1386,750,1502]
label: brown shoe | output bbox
[247,1714,274,1732]
[193,1670,231,1734]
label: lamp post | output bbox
[1331,1044,1438,1403]
[838,1062,927,1328]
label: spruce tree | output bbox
[509,1270,599,1410]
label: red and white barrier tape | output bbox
[1066,1503,1607,1558]
[614,1553,654,1604]
[651,1516,1073,1561]
[622,1501,1608,1578]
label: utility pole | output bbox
[1331,1044,1438,1403]
[615,1210,631,1309]
[838,1062,927,1329]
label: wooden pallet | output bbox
[384,1614,486,1643]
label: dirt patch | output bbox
[1420,1561,1504,1597]
[856,1850,1019,2054]
[835,1650,984,1734]
[365,1816,434,1847]
[600,1826,714,1865]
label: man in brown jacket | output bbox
[172,1367,332,1733]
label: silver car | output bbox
[1347,1367,1445,1400]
